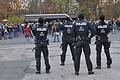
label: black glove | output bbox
[59,43,63,48]
[32,46,36,52]
[89,38,91,44]
[46,39,49,45]
[72,43,76,46]
[108,41,111,48]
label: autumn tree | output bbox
[0,0,23,21]
[26,0,120,20]
[27,0,70,14]
[112,1,120,18]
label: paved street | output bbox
[0,31,120,80]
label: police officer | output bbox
[60,17,75,66]
[73,13,95,75]
[95,15,112,69]
[32,17,50,74]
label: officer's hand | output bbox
[108,40,111,48]
[34,42,36,45]
[72,43,75,46]
[59,43,63,48]
[89,38,91,44]
[46,39,49,45]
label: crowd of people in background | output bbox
[108,19,120,34]
[0,18,120,41]
[0,23,33,40]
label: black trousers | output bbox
[35,43,50,71]
[74,41,93,72]
[95,40,112,66]
[61,40,75,63]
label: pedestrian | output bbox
[23,22,28,38]
[95,14,112,69]
[73,13,95,75]
[4,29,8,39]
[13,24,19,38]
[60,17,75,66]
[24,24,32,41]
[7,25,13,39]
[51,20,60,42]
[112,20,117,34]
[32,17,51,74]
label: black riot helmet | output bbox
[38,17,45,24]
[99,14,105,21]
[78,13,84,20]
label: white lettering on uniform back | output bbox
[65,25,72,28]
[98,25,107,28]
[76,22,87,26]
[37,28,47,31]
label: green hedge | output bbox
[8,16,23,24]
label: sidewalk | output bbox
[21,41,120,80]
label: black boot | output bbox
[107,65,111,69]
[46,66,51,74]
[95,66,101,69]
[36,66,41,74]
[36,71,41,74]
[75,71,79,75]
[88,71,94,75]
[60,62,65,66]
[46,68,50,74]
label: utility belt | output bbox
[62,36,74,41]
[96,36,108,41]
[76,36,89,42]
[37,39,49,45]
